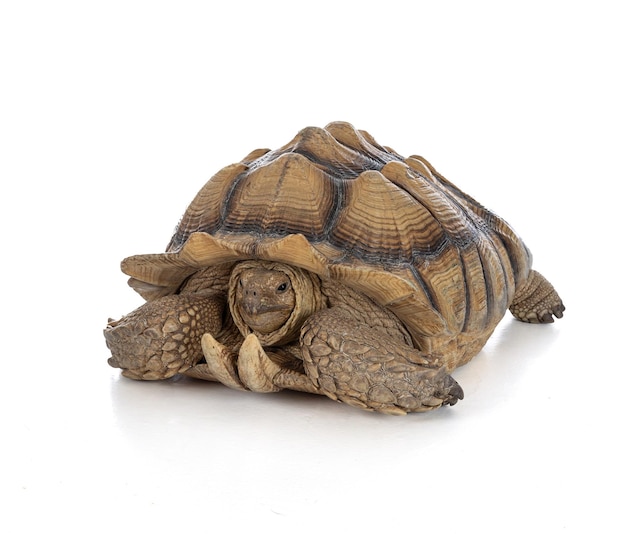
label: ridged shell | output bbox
[122,122,532,343]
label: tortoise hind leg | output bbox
[300,308,463,415]
[510,270,565,323]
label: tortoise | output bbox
[104,121,564,415]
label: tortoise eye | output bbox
[276,282,289,293]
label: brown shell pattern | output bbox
[122,122,532,343]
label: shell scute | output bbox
[458,244,490,332]
[221,152,339,240]
[278,125,392,178]
[413,244,467,334]
[330,169,439,262]
[323,121,400,166]
[167,162,248,252]
[380,160,477,249]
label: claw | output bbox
[539,312,555,324]
[201,333,246,391]
[441,374,464,405]
[238,334,282,392]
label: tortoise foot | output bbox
[510,270,565,323]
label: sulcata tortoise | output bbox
[104,121,564,415]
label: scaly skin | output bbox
[509,270,565,324]
[105,289,225,380]
[300,307,463,414]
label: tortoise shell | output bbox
[122,121,531,364]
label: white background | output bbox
[2,1,624,532]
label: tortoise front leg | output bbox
[300,308,464,415]
[104,289,225,380]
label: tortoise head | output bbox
[233,266,296,334]
[228,260,326,346]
